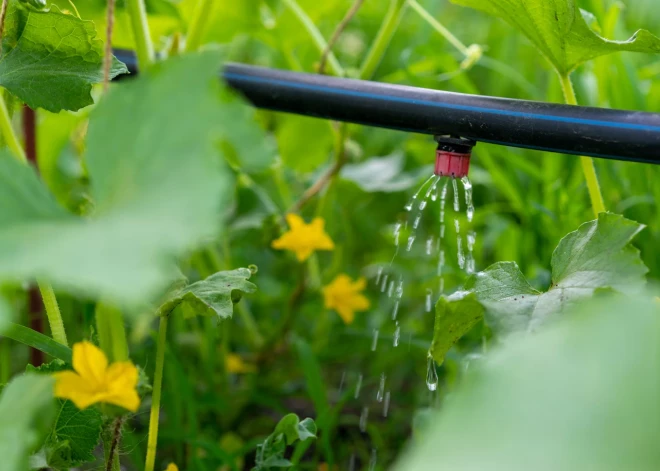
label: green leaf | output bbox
[254,413,317,471]
[429,291,485,365]
[157,268,257,320]
[3,323,73,363]
[340,153,432,193]
[0,374,56,471]
[0,296,9,334]
[276,115,333,173]
[395,295,660,471]
[451,0,660,74]
[0,2,127,112]
[466,213,647,336]
[0,52,234,304]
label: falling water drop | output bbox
[452,178,460,212]
[395,277,404,299]
[338,371,346,395]
[406,234,416,251]
[431,181,439,201]
[391,301,400,320]
[466,230,476,274]
[461,176,475,223]
[426,236,434,255]
[380,274,389,292]
[425,289,433,312]
[413,213,422,229]
[440,223,445,238]
[393,321,400,346]
[376,373,386,402]
[455,218,465,269]
[393,222,402,247]
[359,407,369,432]
[355,374,363,399]
[383,391,391,417]
[426,354,439,392]
[375,266,383,285]
[369,448,378,471]
[387,280,394,298]
[349,454,356,471]
[405,175,436,211]
[371,328,379,351]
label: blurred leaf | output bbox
[0,52,234,304]
[0,2,127,112]
[0,296,9,334]
[340,153,430,193]
[276,115,333,173]
[452,0,660,74]
[157,268,257,320]
[254,413,317,471]
[4,323,73,363]
[429,292,485,365]
[0,374,56,471]
[396,296,660,471]
[466,213,647,335]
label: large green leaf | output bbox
[451,0,660,74]
[253,413,317,471]
[0,2,127,112]
[0,52,234,304]
[0,374,56,471]
[157,268,257,320]
[466,213,647,336]
[429,291,485,365]
[396,295,660,471]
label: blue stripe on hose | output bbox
[224,72,660,133]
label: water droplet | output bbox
[454,218,460,233]
[406,234,416,251]
[338,371,346,395]
[391,301,400,320]
[439,277,445,294]
[426,354,439,391]
[440,179,448,209]
[440,224,445,238]
[452,178,460,212]
[395,278,404,299]
[426,236,433,255]
[419,199,427,211]
[380,274,389,292]
[383,391,391,417]
[431,183,439,201]
[461,176,475,223]
[393,321,400,346]
[425,289,433,312]
[359,406,369,432]
[355,374,363,399]
[375,266,383,285]
[349,454,356,471]
[393,222,401,247]
[376,373,386,402]
[371,328,379,351]
[387,280,394,298]
[466,230,476,274]
[455,218,465,269]
[405,175,435,211]
[369,448,377,471]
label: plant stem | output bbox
[144,315,168,471]
[407,0,469,56]
[318,0,365,74]
[125,0,154,70]
[96,303,129,362]
[38,282,68,347]
[185,0,214,52]
[281,0,345,77]
[559,73,606,217]
[103,0,117,92]
[359,0,407,80]
[105,417,124,471]
[0,94,25,162]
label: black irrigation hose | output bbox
[116,50,660,165]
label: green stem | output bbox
[144,315,168,471]
[185,0,214,52]
[407,0,469,56]
[359,0,407,80]
[95,303,129,362]
[38,282,67,347]
[125,0,154,70]
[281,0,345,77]
[235,302,265,349]
[0,94,24,162]
[559,73,606,217]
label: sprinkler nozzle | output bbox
[433,136,476,178]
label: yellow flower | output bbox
[53,341,140,412]
[271,214,334,262]
[226,353,256,374]
[322,274,370,324]
[165,464,179,471]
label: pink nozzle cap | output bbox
[434,150,471,178]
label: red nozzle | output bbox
[433,136,475,178]
[434,150,471,178]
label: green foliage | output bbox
[3,323,73,362]
[0,1,127,112]
[253,413,317,471]
[451,0,660,74]
[429,291,484,364]
[0,52,233,304]
[0,374,56,471]
[396,296,660,470]
[157,268,257,320]
[0,296,9,334]
[466,213,647,336]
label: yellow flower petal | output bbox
[226,353,256,374]
[322,274,370,324]
[165,464,179,471]
[105,362,141,412]
[54,370,102,410]
[73,341,108,386]
[272,215,334,262]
